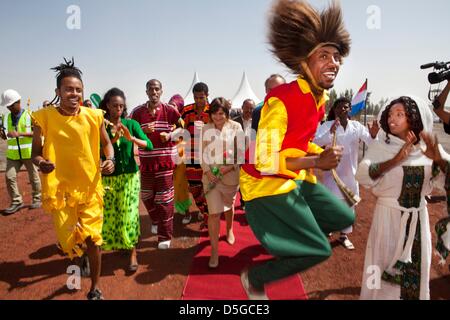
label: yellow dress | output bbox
[32,106,105,259]
[173,141,192,214]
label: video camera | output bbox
[421,61,450,84]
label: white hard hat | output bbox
[0,89,21,107]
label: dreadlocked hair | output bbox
[268,0,351,75]
[48,57,83,105]
[379,96,424,145]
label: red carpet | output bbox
[182,205,308,300]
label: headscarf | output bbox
[365,95,434,167]
[169,94,185,114]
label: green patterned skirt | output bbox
[101,172,141,250]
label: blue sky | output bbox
[0,0,449,112]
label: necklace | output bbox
[58,106,80,116]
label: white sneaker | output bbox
[158,240,171,250]
[182,215,192,225]
[338,236,355,250]
[151,225,158,235]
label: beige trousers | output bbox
[5,158,41,205]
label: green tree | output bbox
[340,89,354,101]
[326,89,338,114]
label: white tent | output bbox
[184,72,200,106]
[231,72,260,110]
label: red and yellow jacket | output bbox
[240,78,327,201]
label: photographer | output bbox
[433,80,450,133]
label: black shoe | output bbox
[87,288,104,300]
[80,255,90,278]
[29,201,42,210]
[3,203,25,215]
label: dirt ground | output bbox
[0,126,449,300]
[0,172,203,300]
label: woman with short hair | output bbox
[201,97,245,268]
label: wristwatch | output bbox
[106,157,116,165]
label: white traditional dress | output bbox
[357,100,445,300]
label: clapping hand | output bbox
[119,123,132,141]
[394,131,417,163]
[367,120,380,139]
[420,132,442,162]
[143,122,156,134]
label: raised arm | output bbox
[433,80,450,125]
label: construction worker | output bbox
[1,89,41,215]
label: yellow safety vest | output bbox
[6,111,33,160]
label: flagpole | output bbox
[362,78,368,158]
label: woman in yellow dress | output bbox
[168,95,192,216]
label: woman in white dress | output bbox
[357,96,448,300]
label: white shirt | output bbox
[242,118,252,138]
[314,120,374,198]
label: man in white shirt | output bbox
[233,99,255,140]
[233,99,255,208]
[314,97,379,249]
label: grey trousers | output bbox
[5,158,41,205]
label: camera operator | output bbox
[433,80,450,134]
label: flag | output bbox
[349,80,368,117]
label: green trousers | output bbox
[245,180,355,289]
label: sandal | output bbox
[208,255,219,269]
[182,214,192,225]
[338,236,355,250]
